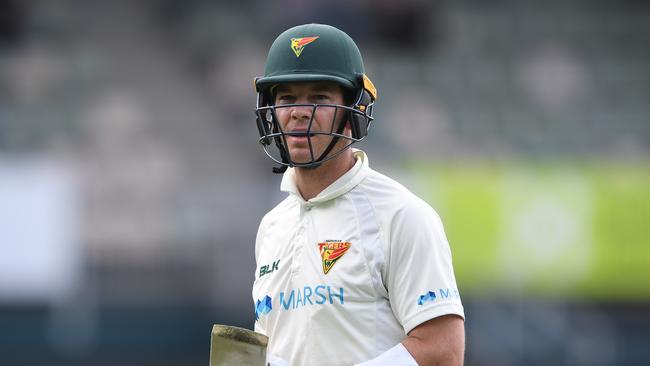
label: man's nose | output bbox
[290,104,313,121]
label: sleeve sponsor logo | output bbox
[418,291,436,305]
[318,240,351,274]
[290,36,319,57]
[417,288,461,305]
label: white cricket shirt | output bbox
[252,150,464,366]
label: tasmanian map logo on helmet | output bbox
[290,36,319,57]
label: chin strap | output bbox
[312,116,347,166]
[272,138,290,174]
[271,121,291,174]
[272,165,288,174]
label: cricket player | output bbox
[252,23,465,366]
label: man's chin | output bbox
[290,157,315,166]
[287,149,320,165]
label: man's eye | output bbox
[277,95,294,104]
[314,94,330,101]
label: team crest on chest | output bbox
[318,240,351,274]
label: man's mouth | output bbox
[282,129,305,147]
[286,129,314,139]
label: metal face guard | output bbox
[256,103,369,169]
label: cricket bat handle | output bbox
[210,324,269,366]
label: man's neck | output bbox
[294,150,356,201]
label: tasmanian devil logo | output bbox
[318,241,351,274]
[290,36,319,57]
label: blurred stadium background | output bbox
[1,0,649,365]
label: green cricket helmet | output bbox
[254,23,377,173]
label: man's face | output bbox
[274,81,349,165]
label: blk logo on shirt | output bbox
[259,259,280,278]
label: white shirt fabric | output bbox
[252,150,464,366]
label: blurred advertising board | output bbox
[406,161,650,300]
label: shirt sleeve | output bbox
[385,199,465,334]
[253,215,268,336]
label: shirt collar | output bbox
[280,149,370,204]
